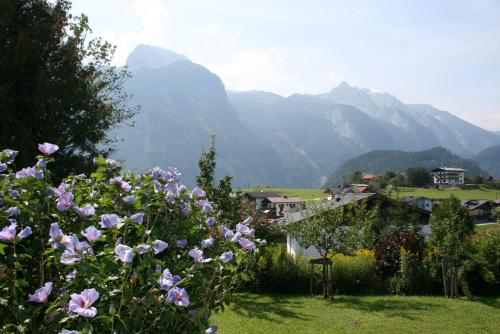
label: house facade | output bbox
[461,199,496,221]
[431,167,465,186]
[243,191,279,210]
[261,196,303,217]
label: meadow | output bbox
[240,186,500,201]
[212,293,500,334]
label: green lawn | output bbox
[392,187,500,201]
[474,223,500,234]
[212,293,500,334]
[240,188,325,200]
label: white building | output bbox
[261,196,303,217]
[431,167,465,186]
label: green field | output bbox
[240,186,500,202]
[212,293,500,334]
[474,223,500,234]
[240,188,325,200]
[391,187,500,201]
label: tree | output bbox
[430,195,474,298]
[285,199,379,297]
[405,166,432,187]
[342,170,363,187]
[0,0,135,177]
[196,135,241,227]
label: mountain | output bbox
[110,45,500,187]
[473,145,500,178]
[327,147,485,185]
[228,91,399,186]
[112,46,286,187]
[318,82,500,156]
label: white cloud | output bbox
[102,0,171,66]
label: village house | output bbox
[431,167,465,187]
[323,184,369,199]
[243,191,280,210]
[405,196,433,212]
[461,199,496,221]
[261,195,304,218]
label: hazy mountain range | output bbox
[111,45,500,187]
[327,147,485,186]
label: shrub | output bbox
[0,145,263,333]
[330,251,381,294]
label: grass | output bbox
[212,293,500,334]
[239,188,325,200]
[391,187,500,201]
[474,223,500,234]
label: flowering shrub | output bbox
[0,144,263,333]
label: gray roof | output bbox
[461,199,491,210]
[279,193,375,224]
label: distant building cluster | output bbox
[431,167,465,187]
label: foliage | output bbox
[405,166,432,187]
[285,200,379,258]
[0,145,263,333]
[374,228,425,281]
[239,200,285,243]
[330,251,381,295]
[429,195,474,298]
[459,231,500,296]
[0,0,136,178]
[197,135,242,228]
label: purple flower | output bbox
[69,288,99,317]
[191,186,205,198]
[15,166,42,179]
[231,232,242,243]
[153,240,169,254]
[123,195,137,204]
[0,163,7,172]
[49,223,64,244]
[159,268,181,291]
[115,244,134,263]
[182,203,191,216]
[220,225,234,240]
[166,287,190,307]
[136,244,150,254]
[17,226,32,239]
[129,212,145,224]
[177,239,188,248]
[0,223,31,241]
[81,226,101,243]
[38,142,59,155]
[99,214,121,228]
[201,237,214,249]
[36,159,47,168]
[219,251,234,263]
[28,282,53,303]
[236,223,255,237]
[9,189,20,199]
[239,238,256,251]
[56,192,74,212]
[167,166,181,181]
[53,183,70,197]
[206,326,218,334]
[61,235,93,265]
[60,330,80,334]
[74,204,95,217]
[202,201,213,214]
[152,167,168,181]
[188,249,212,263]
[66,269,77,281]
[6,206,20,216]
[153,180,162,192]
[120,181,132,192]
[3,149,18,164]
[109,176,123,185]
[206,217,216,228]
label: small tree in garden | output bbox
[285,199,378,297]
[430,195,474,298]
[196,135,242,228]
[0,144,263,333]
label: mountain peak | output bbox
[126,45,189,72]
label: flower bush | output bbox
[0,145,263,333]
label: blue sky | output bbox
[71,0,500,130]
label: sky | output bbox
[71,0,500,131]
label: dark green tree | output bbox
[430,195,474,298]
[0,0,135,177]
[405,166,432,187]
[196,135,241,227]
